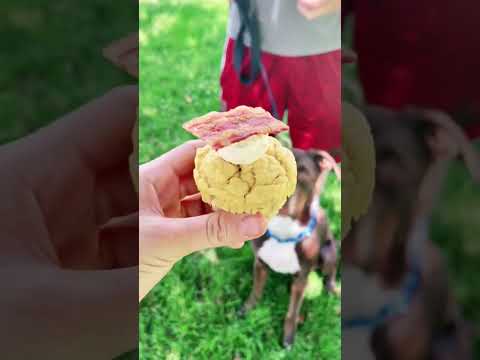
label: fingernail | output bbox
[240,215,266,238]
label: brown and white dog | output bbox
[240,148,341,348]
[342,106,478,360]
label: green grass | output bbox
[432,159,480,356]
[139,0,341,359]
[139,0,229,162]
[0,0,136,144]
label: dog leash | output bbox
[233,0,280,119]
[342,263,422,330]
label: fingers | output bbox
[180,192,202,203]
[99,213,139,267]
[141,139,205,179]
[52,85,138,171]
[8,86,138,197]
[3,266,138,359]
[179,176,200,199]
[154,212,268,257]
[139,212,266,297]
[96,163,138,224]
[140,141,205,214]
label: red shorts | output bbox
[220,38,341,152]
[348,1,480,140]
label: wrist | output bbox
[139,262,174,301]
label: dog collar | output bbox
[342,264,422,330]
[265,210,318,244]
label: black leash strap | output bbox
[233,0,280,119]
[233,0,261,85]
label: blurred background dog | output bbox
[342,106,478,360]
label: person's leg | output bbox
[220,38,287,118]
[286,50,341,152]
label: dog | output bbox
[342,106,477,360]
[240,148,341,348]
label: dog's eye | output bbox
[298,164,307,172]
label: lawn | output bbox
[139,0,341,359]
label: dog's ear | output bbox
[411,108,480,183]
[309,149,341,181]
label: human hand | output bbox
[0,86,139,359]
[297,0,341,20]
[139,140,268,301]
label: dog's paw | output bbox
[326,282,341,297]
[282,335,295,350]
[331,285,341,297]
[237,305,250,318]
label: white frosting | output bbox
[257,215,305,274]
[217,134,270,165]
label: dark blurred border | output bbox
[0,1,138,359]
[0,0,136,144]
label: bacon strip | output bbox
[183,106,289,149]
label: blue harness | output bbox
[265,214,318,244]
[342,264,422,330]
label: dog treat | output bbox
[185,106,297,218]
[217,134,272,165]
[183,105,289,150]
[341,102,375,239]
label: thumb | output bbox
[161,211,268,257]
